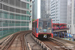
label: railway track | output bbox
[30,33,75,50]
[39,37,75,50]
[0,36,10,45]
[52,37,75,49]
[1,31,75,50]
[41,38,68,50]
[1,30,32,50]
[54,37,75,44]
[25,33,43,50]
[46,37,75,50]
[0,34,13,49]
[1,31,48,50]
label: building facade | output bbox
[0,0,32,38]
[67,0,75,34]
[32,0,37,19]
[41,0,50,18]
[50,0,67,23]
[32,0,50,19]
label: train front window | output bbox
[43,21,47,29]
[39,19,51,29]
[48,23,51,27]
[39,22,43,29]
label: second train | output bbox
[32,18,53,39]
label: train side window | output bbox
[35,21,37,28]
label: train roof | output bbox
[39,18,51,21]
[33,18,51,22]
[33,19,39,22]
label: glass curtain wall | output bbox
[0,0,31,38]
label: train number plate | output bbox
[43,34,47,38]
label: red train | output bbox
[32,18,53,38]
[52,23,69,38]
[52,23,67,30]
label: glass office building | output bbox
[50,0,67,23]
[32,0,50,19]
[41,0,50,18]
[67,0,75,34]
[0,0,32,38]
